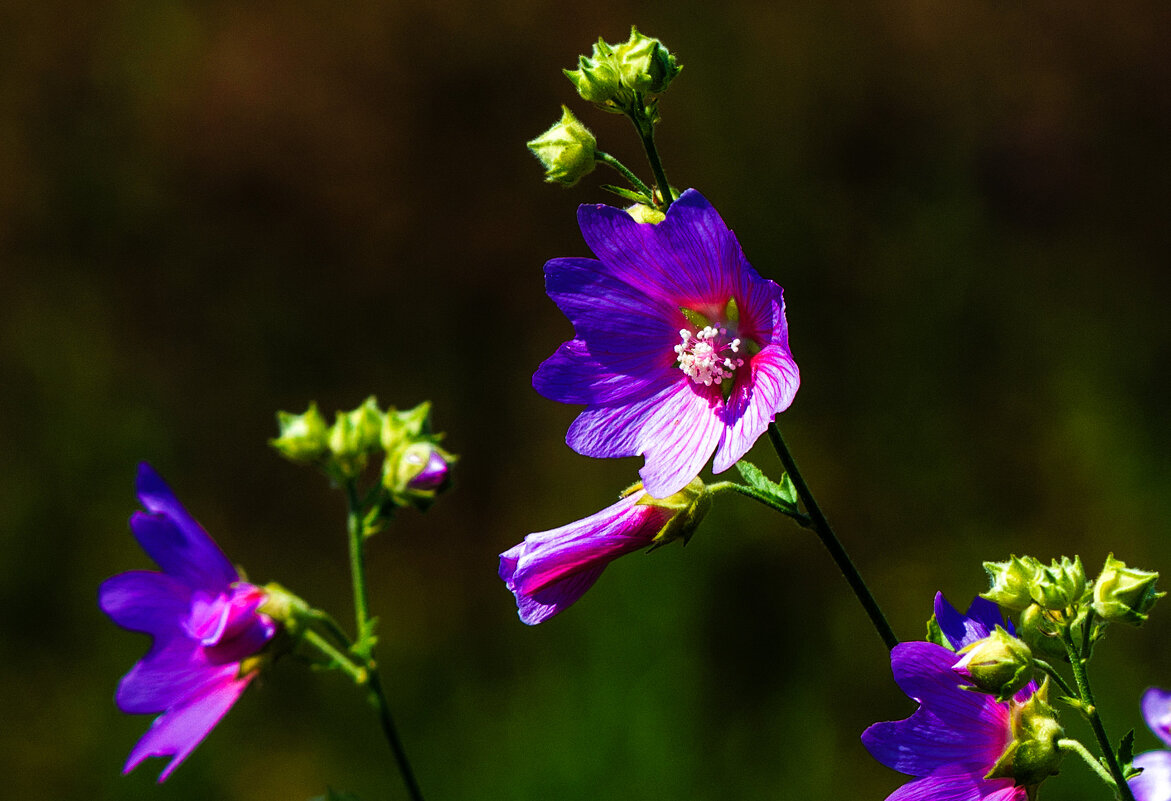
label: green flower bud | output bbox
[953,627,1034,702]
[271,403,329,463]
[328,396,384,478]
[626,203,666,224]
[1092,553,1163,626]
[1030,555,1088,611]
[983,555,1043,611]
[380,401,457,511]
[986,679,1064,787]
[1016,603,1068,662]
[635,477,711,548]
[564,38,629,109]
[526,106,598,187]
[614,27,681,96]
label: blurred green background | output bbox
[2,0,1168,798]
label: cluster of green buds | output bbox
[564,27,681,115]
[271,397,455,513]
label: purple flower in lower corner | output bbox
[533,189,800,499]
[99,463,277,781]
[1129,688,1171,801]
[862,594,1062,801]
[499,480,708,625]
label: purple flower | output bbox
[862,594,1043,801]
[499,487,676,625]
[99,463,277,781]
[1130,688,1171,801]
[532,189,800,498]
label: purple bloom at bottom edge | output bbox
[99,462,277,781]
[499,488,675,625]
[1130,688,1171,801]
[532,189,800,499]
[862,595,1033,801]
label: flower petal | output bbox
[123,669,251,782]
[1132,750,1171,801]
[1144,688,1171,748]
[712,345,800,473]
[115,635,218,715]
[99,571,191,636]
[634,381,724,498]
[511,565,608,625]
[131,463,237,592]
[862,642,1011,775]
[534,339,666,406]
[883,770,1023,801]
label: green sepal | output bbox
[925,613,952,650]
[680,307,712,331]
[723,297,740,326]
[601,184,654,204]
[735,460,799,510]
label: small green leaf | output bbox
[925,614,952,650]
[1119,728,1138,778]
[735,460,798,507]
[601,185,653,204]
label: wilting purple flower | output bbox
[99,463,276,781]
[499,487,676,625]
[532,189,800,498]
[1130,688,1171,801]
[862,594,1041,801]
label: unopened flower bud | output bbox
[526,106,597,186]
[636,477,711,548]
[1016,603,1068,662]
[328,397,384,478]
[987,679,1064,787]
[380,401,456,511]
[983,555,1042,611]
[1031,556,1087,611]
[381,401,433,450]
[614,27,681,96]
[953,627,1034,702]
[1092,554,1163,626]
[271,403,329,463]
[564,39,628,109]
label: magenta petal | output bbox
[635,383,725,498]
[884,770,1023,801]
[1132,750,1171,801]
[566,378,682,460]
[512,565,608,625]
[123,669,251,782]
[115,636,217,715]
[1144,689,1171,748]
[712,345,800,473]
[99,571,191,636]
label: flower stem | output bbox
[595,150,654,200]
[1061,630,1135,801]
[304,629,367,684]
[1033,658,1077,699]
[1059,738,1118,790]
[767,423,899,651]
[626,104,673,206]
[343,479,426,801]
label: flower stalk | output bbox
[767,423,898,651]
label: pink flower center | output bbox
[674,325,745,386]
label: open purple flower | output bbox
[862,594,1054,801]
[533,189,800,498]
[499,486,683,625]
[1130,688,1171,801]
[99,463,277,781]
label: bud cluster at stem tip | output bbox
[271,397,456,513]
[564,27,681,115]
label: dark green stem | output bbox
[367,667,425,801]
[595,150,654,199]
[626,104,673,205]
[1062,630,1135,801]
[768,423,899,651]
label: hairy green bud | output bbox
[526,106,597,187]
[1032,555,1087,611]
[1092,554,1163,626]
[271,403,329,463]
[983,555,1043,611]
[986,679,1064,787]
[953,627,1034,702]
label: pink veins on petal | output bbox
[532,189,800,498]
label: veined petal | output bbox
[131,463,237,592]
[511,565,608,625]
[534,339,665,406]
[933,594,1013,650]
[116,635,218,715]
[544,256,680,344]
[566,377,686,460]
[884,770,1023,801]
[636,381,724,498]
[99,571,191,636]
[712,345,800,473]
[1145,689,1171,748]
[123,668,251,782]
[1132,750,1171,801]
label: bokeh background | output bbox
[3,0,1168,798]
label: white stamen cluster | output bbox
[674,325,744,386]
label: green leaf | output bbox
[735,460,798,508]
[1118,728,1139,778]
[601,184,652,204]
[925,613,952,650]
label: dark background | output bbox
[2,1,1168,798]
